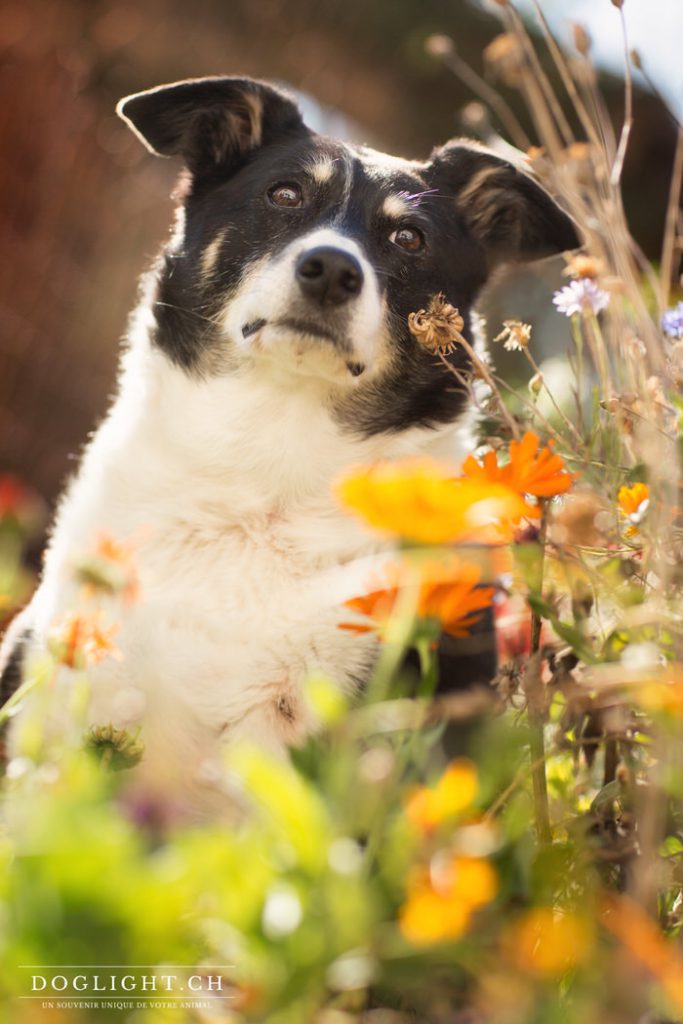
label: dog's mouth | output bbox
[240,317,365,377]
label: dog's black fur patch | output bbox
[0,619,31,709]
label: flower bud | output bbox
[529,372,544,396]
[572,23,591,55]
[425,34,453,58]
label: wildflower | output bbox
[400,854,497,946]
[74,531,139,602]
[399,878,470,945]
[48,611,122,669]
[341,559,495,639]
[405,759,478,832]
[552,278,610,317]
[617,482,649,529]
[563,253,604,279]
[661,300,683,340]
[0,474,44,534]
[0,475,32,516]
[637,678,683,717]
[85,724,144,770]
[431,852,498,908]
[493,320,532,352]
[494,593,543,663]
[408,293,464,356]
[462,432,574,501]
[335,459,530,545]
[509,908,592,976]
[600,894,683,1014]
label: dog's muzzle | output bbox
[295,247,363,306]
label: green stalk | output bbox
[526,504,552,844]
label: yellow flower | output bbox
[635,666,683,717]
[405,759,478,832]
[617,482,649,529]
[509,908,592,976]
[335,459,530,545]
[399,883,471,945]
[434,854,499,908]
[462,432,575,500]
[399,853,498,946]
[340,558,494,639]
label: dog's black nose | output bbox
[295,247,363,305]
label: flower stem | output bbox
[526,504,552,844]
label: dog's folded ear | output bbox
[116,76,306,177]
[427,140,581,266]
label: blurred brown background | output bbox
[0,0,677,511]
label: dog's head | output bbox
[118,76,579,435]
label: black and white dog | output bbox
[0,77,577,794]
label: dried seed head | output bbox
[526,145,546,163]
[483,33,525,87]
[425,34,454,58]
[461,101,489,133]
[563,254,605,280]
[610,0,624,9]
[562,142,595,186]
[572,23,591,55]
[408,293,464,356]
[549,490,607,547]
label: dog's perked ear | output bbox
[427,140,581,266]
[116,76,307,177]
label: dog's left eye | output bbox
[268,183,304,208]
[389,226,425,252]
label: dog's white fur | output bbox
[14,223,475,803]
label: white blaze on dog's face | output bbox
[118,76,579,436]
[223,226,385,383]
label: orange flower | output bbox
[48,611,122,670]
[600,894,683,1013]
[399,882,471,945]
[340,559,495,638]
[462,432,574,500]
[75,531,139,603]
[617,482,649,521]
[399,854,497,946]
[335,459,530,545]
[405,759,478,832]
[508,907,592,976]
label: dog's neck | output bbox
[102,321,473,520]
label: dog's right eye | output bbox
[267,183,304,208]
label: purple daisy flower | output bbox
[552,278,610,317]
[661,301,683,340]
